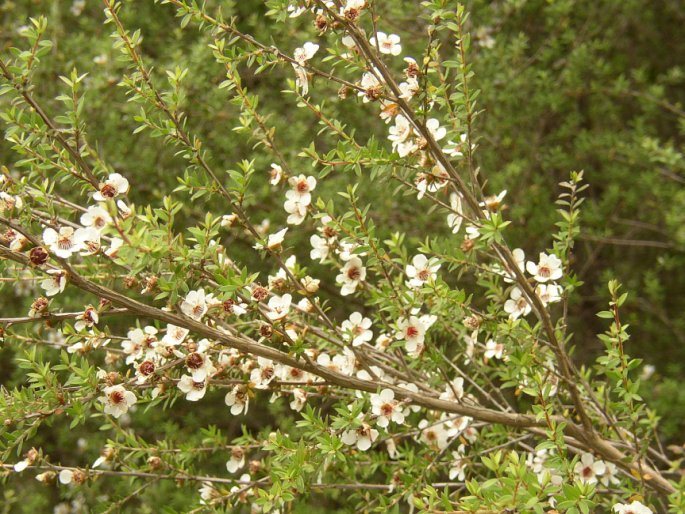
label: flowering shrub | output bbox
[0,1,684,513]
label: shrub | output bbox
[1,1,683,513]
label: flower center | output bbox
[417,269,430,281]
[100,183,117,198]
[57,236,74,251]
[109,390,125,404]
[186,352,204,369]
[139,361,155,375]
[406,325,419,338]
[347,267,361,280]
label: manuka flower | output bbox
[292,42,319,96]
[370,389,404,427]
[405,254,440,288]
[336,256,366,296]
[99,385,137,418]
[93,173,129,202]
[526,252,563,283]
[341,312,373,347]
[370,32,401,56]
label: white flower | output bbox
[341,422,379,451]
[536,283,562,306]
[43,226,84,258]
[287,4,306,17]
[416,164,450,199]
[396,316,427,355]
[292,42,319,95]
[573,452,606,484]
[310,234,332,263]
[426,118,446,141]
[405,254,440,288]
[13,449,38,472]
[601,461,620,486]
[74,306,99,332]
[221,213,238,228]
[526,252,563,283]
[0,192,23,212]
[289,388,308,411]
[398,77,419,100]
[370,32,401,56]
[388,115,417,157]
[76,227,101,256]
[337,240,366,261]
[93,173,129,202]
[181,288,209,320]
[226,447,245,473]
[266,293,292,321]
[14,459,29,472]
[449,445,468,480]
[98,385,137,418]
[465,225,480,240]
[503,248,525,283]
[255,228,288,250]
[526,449,563,487]
[418,419,448,449]
[116,199,132,218]
[640,364,656,381]
[250,357,276,389]
[484,340,504,360]
[105,237,124,258]
[443,414,471,438]
[80,205,111,230]
[447,193,464,233]
[504,287,531,319]
[341,312,373,347]
[178,375,207,401]
[40,269,67,296]
[269,163,284,185]
[613,500,653,514]
[358,71,383,102]
[444,133,470,157]
[439,377,464,401]
[185,340,217,381]
[317,348,356,376]
[294,42,319,64]
[58,469,75,485]
[162,324,189,346]
[342,0,366,19]
[225,385,250,415]
[288,174,316,202]
[284,190,309,225]
[370,389,404,427]
[480,190,507,212]
[336,256,366,296]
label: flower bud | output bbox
[147,456,162,469]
